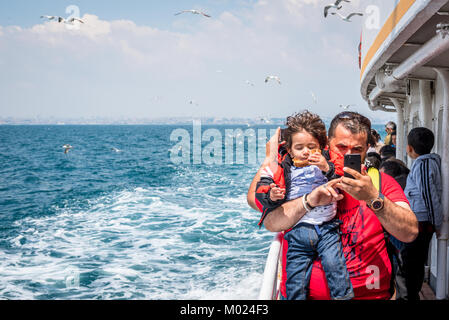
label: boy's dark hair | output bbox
[285,110,327,149]
[328,111,372,146]
[407,127,435,155]
[380,145,396,160]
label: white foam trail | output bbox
[1,185,273,299]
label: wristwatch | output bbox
[367,193,385,211]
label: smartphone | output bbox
[344,154,361,179]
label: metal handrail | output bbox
[258,233,283,300]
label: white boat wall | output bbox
[259,0,449,300]
[361,0,449,300]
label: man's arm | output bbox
[337,167,418,243]
[263,179,343,232]
[374,199,417,243]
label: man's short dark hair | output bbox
[328,111,372,146]
[407,127,434,155]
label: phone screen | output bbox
[344,154,361,179]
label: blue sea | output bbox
[0,123,387,300]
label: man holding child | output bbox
[247,111,418,300]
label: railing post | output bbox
[434,68,449,300]
[259,233,282,300]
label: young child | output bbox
[397,127,443,300]
[255,111,353,300]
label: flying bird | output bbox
[66,17,84,24]
[331,12,364,22]
[324,0,350,18]
[40,15,57,21]
[339,104,355,110]
[41,15,65,23]
[63,144,73,154]
[246,80,255,86]
[265,75,281,85]
[174,10,211,18]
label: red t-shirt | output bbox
[279,173,409,300]
[308,173,408,300]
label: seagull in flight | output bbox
[339,104,355,110]
[66,17,84,24]
[41,15,65,23]
[175,10,211,18]
[63,144,73,154]
[324,0,350,18]
[265,75,281,85]
[246,80,255,86]
[331,12,363,22]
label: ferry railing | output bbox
[258,233,283,300]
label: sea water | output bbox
[0,124,387,300]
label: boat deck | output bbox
[420,282,436,300]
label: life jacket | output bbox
[255,145,290,227]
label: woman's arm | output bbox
[247,161,268,211]
[248,128,282,211]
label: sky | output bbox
[0,0,394,123]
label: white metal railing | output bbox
[258,233,283,300]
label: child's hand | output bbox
[308,152,330,172]
[269,183,285,202]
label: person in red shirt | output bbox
[247,111,418,300]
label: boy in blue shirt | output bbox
[396,127,443,300]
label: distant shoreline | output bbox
[0,118,390,126]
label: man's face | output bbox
[385,127,391,134]
[329,124,369,161]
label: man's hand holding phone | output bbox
[336,154,379,202]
